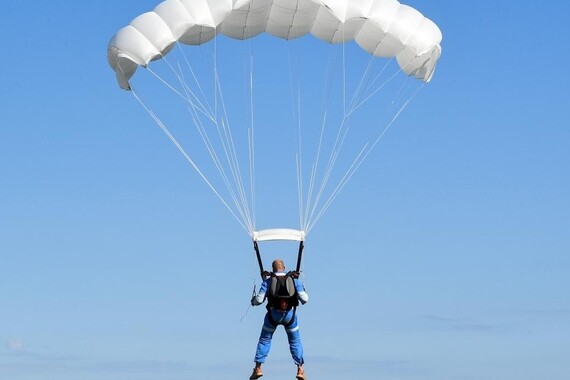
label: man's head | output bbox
[272,259,285,272]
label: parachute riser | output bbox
[252,240,305,280]
[253,241,265,280]
[296,241,305,273]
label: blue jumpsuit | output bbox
[252,273,308,365]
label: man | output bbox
[250,259,309,380]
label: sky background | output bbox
[1,1,569,380]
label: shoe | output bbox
[249,365,263,380]
[296,366,305,380]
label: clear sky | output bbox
[1,1,569,380]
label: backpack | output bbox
[267,272,299,311]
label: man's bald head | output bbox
[272,259,285,272]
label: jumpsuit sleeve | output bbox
[252,278,269,306]
[295,278,309,304]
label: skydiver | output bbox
[249,259,309,380]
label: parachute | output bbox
[107,0,442,248]
[109,0,441,88]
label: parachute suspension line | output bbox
[287,43,305,229]
[210,37,244,225]
[349,58,393,114]
[145,65,215,123]
[173,60,214,120]
[310,76,358,224]
[165,54,216,121]
[305,45,340,229]
[306,83,425,234]
[306,143,369,233]
[316,44,340,119]
[339,22,346,115]
[346,55,376,116]
[342,25,347,117]
[147,53,254,233]
[297,50,304,232]
[316,60,401,194]
[296,154,304,229]
[213,67,255,234]
[302,45,340,230]
[175,42,216,118]
[214,34,218,128]
[305,52,400,231]
[129,86,251,235]
[316,67,356,208]
[347,63,404,117]
[305,41,347,229]
[305,118,351,227]
[248,128,256,232]
[390,77,423,114]
[311,54,377,209]
[329,59,409,183]
[171,51,254,233]
[163,95,252,233]
[303,111,328,231]
[314,57,386,184]
[389,76,410,110]
[184,89,254,233]
[118,63,247,231]
[287,46,296,136]
[248,39,257,232]
[155,36,261,235]
[367,82,425,154]
[288,43,305,230]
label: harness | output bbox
[264,271,299,327]
[253,239,305,328]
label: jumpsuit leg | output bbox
[285,313,304,365]
[254,313,277,363]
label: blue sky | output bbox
[1,1,569,379]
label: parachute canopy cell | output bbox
[108,0,442,90]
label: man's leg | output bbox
[254,313,277,364]
[285,314,304,366]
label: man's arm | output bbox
[295,279,309,304]
[251,279,269,306]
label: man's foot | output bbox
[296,365,305,380]
[249,364,263,380]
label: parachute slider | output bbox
[252,229,305,242]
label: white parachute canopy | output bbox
[107,0,442,238]
[108,0,441,89]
